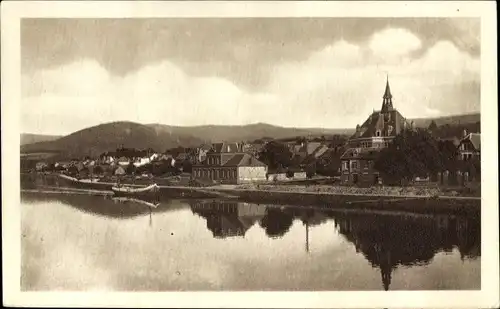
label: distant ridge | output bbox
[410,112,480,128]
[20,113,480,157]
[21,133,62,146]
[20,121,205,157]
[146,122,354,143]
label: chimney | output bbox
[356,124,361,132]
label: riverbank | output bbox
[23,173,481,216]
[234,183,481,198]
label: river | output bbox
[21,192,480,291]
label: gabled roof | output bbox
[223,153,267,167]
[198,144,213,151]
[211,142,240,153]
[340,148,380,160]
[461,133,481,150]
[349,109,409,140]
[306,142,323,155]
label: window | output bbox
[387,125,393,135]
[351,161,358,169]
[376,130,381,137]
[342,161,348,171]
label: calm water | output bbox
[21,192,481,291]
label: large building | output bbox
[192,142,268,184]
[340,77,411,185]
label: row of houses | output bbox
[27,77,480,187]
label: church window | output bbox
[387,125,393,135]
[376,130,381,137]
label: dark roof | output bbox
[223,153,267,167]
[198,144,213,151]
[349,109,409,140]
[210,142,240,153]
[340,148,381,160]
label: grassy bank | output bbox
[234,183,481,198]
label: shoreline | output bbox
[21,174,481,215]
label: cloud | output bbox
[369,28,422,58]
[21,27,480,135]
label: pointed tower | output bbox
[381,75,394,113]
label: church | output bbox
[340,77,412,186]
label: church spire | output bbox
[381,75,394,113]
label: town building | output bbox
[457,131,480,161]
[340,77,411,185]
[192,142,268,184]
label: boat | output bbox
[111,196,160,208]
[111,183,160,198]
[58,173,103,189]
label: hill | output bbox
[21,133,62,145]
[20,121,205,158]
[146,122,354,143]
[20,112,480,159]
[410,113,480,128]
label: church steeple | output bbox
[381,75,393,113]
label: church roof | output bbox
[348,77,411,141]
[349,109,409,140]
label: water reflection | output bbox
[331,211,480,290]
[188,200,480,291]
[21,193,481,291]
[21,192,177,219]
[190,200,267,238]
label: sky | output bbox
[21,18,481,135]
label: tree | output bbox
[374,128,442,185]
[257,141,293,171]
[437,140,459,172]
[428,120,438,132]
[182,160,193,173]
[67,165,78,176]
[259,208,294,238]
[93,165,104,174]
[305,163,316,178]
[126,163,137,175]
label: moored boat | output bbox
[58,173,104,189]
[111,196,160,208]
[111,183,160,198]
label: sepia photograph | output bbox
[2,1,498,308]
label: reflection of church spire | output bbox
[381,263,392,291]
[305,221,310,254]
[377,244,393,291]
